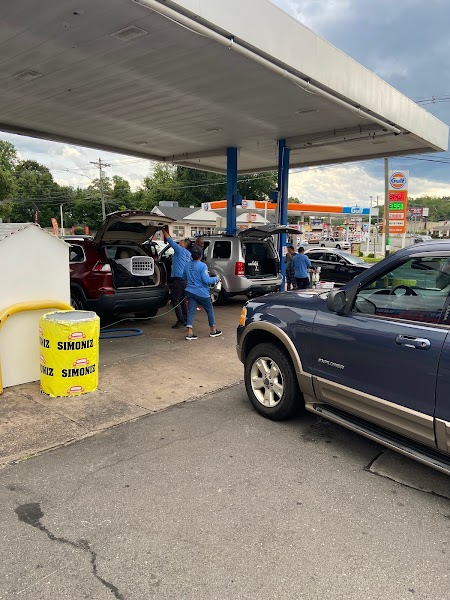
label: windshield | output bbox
[341,252,366,265]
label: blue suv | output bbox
[237,241,450,475]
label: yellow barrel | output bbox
[39,310,100,397]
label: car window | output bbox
[212,240,231,259]
[352,255,450,325]
[343,253,366,265]
[69,244,85,263]
[325,253,339,263]
[308,251,324,261]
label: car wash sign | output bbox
[388,170,409,234]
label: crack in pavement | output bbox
[14,503,125,600]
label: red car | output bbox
[66,211,173,319]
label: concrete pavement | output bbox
[0,299,245,466]
[0,384,449,600]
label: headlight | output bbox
[239,306,247,326]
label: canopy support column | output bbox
[226,147,239,236]
[277,139,290,289]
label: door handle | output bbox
[395,334,431,350]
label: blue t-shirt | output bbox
[166,237,192,279]
[184,260,218,298]
[291,253,311,279]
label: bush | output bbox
[367,253,375,258]
[358,251,364,257]
[74,226,85,235]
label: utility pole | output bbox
[90,158,111,220]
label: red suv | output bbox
[67,211,173,318]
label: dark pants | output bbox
[296,277,310,290]
[171,278,188,324]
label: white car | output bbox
[311,237,351,250]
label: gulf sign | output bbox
[389,171,408,190]
[388,170,409,234]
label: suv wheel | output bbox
[336,244,341,249]
[210,287,225,305]
[244,342,303,420]
[321,243,325,247]
[70,292,85,311]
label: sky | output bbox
[1,0,450,207]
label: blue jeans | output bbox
[186,292,215,328]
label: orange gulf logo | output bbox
[67,385,84,394]
[40,355,45,364]
[389,172,407,189]
[69,331,86,340]
[73,358,89,367]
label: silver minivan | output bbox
[203,225,297,303]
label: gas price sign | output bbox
[388,173,409,234]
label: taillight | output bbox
[235,261,245,276]
[93,262,111,273]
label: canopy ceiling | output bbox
[0,0,447,173]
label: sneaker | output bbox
[185,333,198,340]
[209,330,222,338]
[172,321,184,329]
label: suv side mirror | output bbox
[326,289,347,314]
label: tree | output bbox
[11,160,62,224]
[0,141,18,221]
[141,164,278,209]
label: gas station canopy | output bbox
[0,0,448,173]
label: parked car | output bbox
[414,235,433,243]
[311,237,351,250]
[305,247,371,284]
[237,240,450,474]
[67,211,173,318]
[160,225,297,304]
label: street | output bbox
[1,384,449,600]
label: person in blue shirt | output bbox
[291,246,311,289]
[162,228,192,328]
[184,246,222,340]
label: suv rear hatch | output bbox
[94,211,174,289]
[238,225,298,278]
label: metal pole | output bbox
[60,203,65,236]
[264,200,268,224]
[226,147,238,236]
[384,158,390,258]
[366,195,372,254]
[277,139,290,289]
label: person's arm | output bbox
[165,236,181,253]
[305,255,311,268]
[200,264,218,286]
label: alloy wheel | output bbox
[250,356,284,407]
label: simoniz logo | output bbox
[73,358,89,367]
[57,340,94,350]
[69,331,86,340]
[67,386,84,394]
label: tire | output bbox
[321,244,325,247]
[210,287,226,305]
[336,244,341,249]
[70,291,85,311]
[244,342,303,421]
